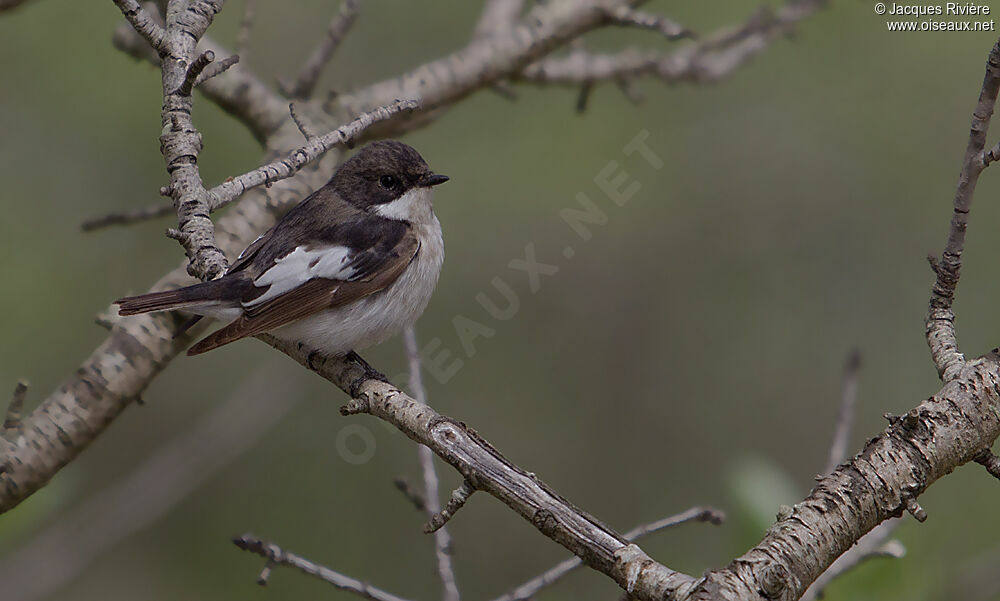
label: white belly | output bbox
[270,215,444,356]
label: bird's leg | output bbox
[345,350,391,397]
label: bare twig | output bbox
[288,102,317,140]
[974,449,1000,480]
[112,0,165,53]
[177,49,215,96]
[113,23,286,142]
[799,520,905,601]
[927,39,1000,381]
[195,54,240,87]
[282,0,361,99]
[206,99,418,211]
[233,534,415,601]
[606,6,692,41]
[518,1,824,88]
[235,0,256,63]
[404,326,461,601]
[3,380,27,436]
[825,349,862,473]
[393,477,427,511]
[424,480,475,534]
[490,506,725,601]
[81,203,175,232]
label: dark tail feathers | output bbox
[116,279,238,316]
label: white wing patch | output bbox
[245,245,354,307]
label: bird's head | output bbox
[330,140,449,220]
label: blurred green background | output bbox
[2,1,1000,600]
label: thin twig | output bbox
[235,0,256,63]
[974,449,1000,480]
[393,477,427,511]
[81,204,175,231]
[195,54,239,87]
[517,0,822,87]
[206,98,418,212]
[825,349,862,473]
[3,380,28,435]
[927,39,1000,381]
[424,480,475,534]
[112,0,166,52]
[799,520,905,601]
[404,326,461,601]
[606,6,693,40]
[289,102,317,140]
[233,534,415,601]
[489,505,724,601]
[283,0,361,99]
[177,49,215,96]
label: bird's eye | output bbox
[379,175,399,190]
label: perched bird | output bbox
[116,140,449,356]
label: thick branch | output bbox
[926,38,1000,381]
[336,0,625,118]
[118,0,229,280]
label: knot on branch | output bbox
[759,563,790,599]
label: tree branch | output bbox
[114,0,229,280]
[490,506,724,601]
[825,349,862,474]
[112,18,287,143]
[260,335,696,601]
[81,204,175,232]
[3,380,27,438]
[403,327,460,601]
[112,0,166,53]
[517,2,823,87]
[233,534,415,601]
[926,38,1000,382]
[281,0,361,100]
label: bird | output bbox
[116,140,449,357]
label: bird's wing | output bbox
[187,229,420,355]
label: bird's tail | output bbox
[116,279,239,316]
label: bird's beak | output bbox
[420,173,450,187]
